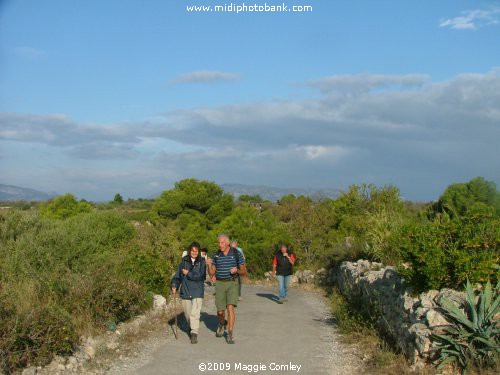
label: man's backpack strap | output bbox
[232,247,241,270]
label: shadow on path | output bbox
[256,293,279,303]
[168,312,190,339]
[200,312,219,333]
[313,317,337,326]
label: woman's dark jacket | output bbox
[170,255,206,300]
[274,251,295,276]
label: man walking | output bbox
[207,234,247,344]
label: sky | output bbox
[0,0,499,202]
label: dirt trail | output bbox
[105,284,364,375]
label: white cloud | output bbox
[294,145,350,161]
[306,74,430,94]
[14,46,47,59]
[1,70,499,201]
[66,142,139,160]
[440,7,500,30]
[171,70,240,84]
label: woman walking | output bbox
[272,244,296,304]
[171,241,206,343]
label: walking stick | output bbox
[173,290,179,340]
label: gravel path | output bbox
[105,284,364,375]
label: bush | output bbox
[397,213,499,293]
[430,177,500,219]
[213,206,291,275]
[0,300,77,373]
[39,193,92,219]
[0,210,156,372]
[123,221,180,296]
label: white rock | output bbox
[153,294,167,310]
[316,268,327,276]
[107,339,119,350]
[426,309,449,327]
[21,367,37,375]
[67,356,78,366]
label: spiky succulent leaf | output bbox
[466,279,478,327]
[432,281,499,372]
[473,336,498,348]
[484,292,500,321]
[440,297,475,330]
[483,281,492,312]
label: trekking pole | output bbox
[173,290,179,340]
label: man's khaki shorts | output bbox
[215,280,238,311]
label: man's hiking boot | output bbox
[216,320,227,337]
[190,333,198,344]
[226,331,235,344]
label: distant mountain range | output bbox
[0,184,57,202]
[0,183,341,203]
[221,183,341,201]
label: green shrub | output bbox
[213,206,291,275]
[39,193,92,219]
[397,213,499,293]
[430,177,500,219]
[0,298,77,373]
[433,280,500,373]
[0,210,157,372]
[123,222,180,296]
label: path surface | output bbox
[106,284,364,375]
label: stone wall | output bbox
[331,260,466,363]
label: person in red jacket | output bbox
[272,244,296,304]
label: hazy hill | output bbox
[0,184,56,202]
[1,183,341,203]
[221,183,341,201]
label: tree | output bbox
[238,194,264,203]
[431,177,500,218]
[113,193,124,205]
[213,206,291,275]
[153,179,234,223]
[40,193,92,219]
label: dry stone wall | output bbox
[333,260,468,363]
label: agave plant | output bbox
[432,279,499,373]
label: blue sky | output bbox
[1,0,499,201]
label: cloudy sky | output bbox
[1,0,499,201]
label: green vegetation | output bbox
[433,280,500,373]
[397,213,499,292]
[431,177,500,219]
[0,176,498,372]
[113,193,124,205]
[329,287,417,375]
[39,193,92,219]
